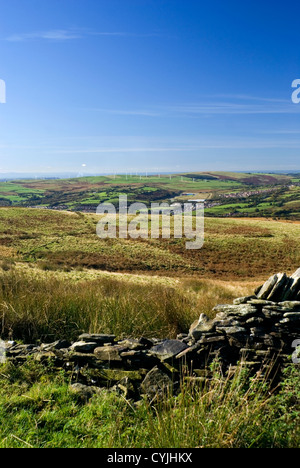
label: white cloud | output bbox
[4,29,164,42]
[45,138,300,154]
[88,94,300,118]
[6,29,83,42]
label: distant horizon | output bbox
[1,168,300,181]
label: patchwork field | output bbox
[1,171,300,220]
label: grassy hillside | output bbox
[0,206,299,341]
[0,207,299,280]
[0,206,299,449]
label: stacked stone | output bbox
[2,269,300,401]
[255,268,300,302]
[188,268,300,361]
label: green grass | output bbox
[0,182,44,194]
[0,358,298,448]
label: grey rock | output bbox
[70,341,99,353]
[278,301,300,310]
[34,351,56,362]
[248,299,276,306]
[284,277,300,301]
[189,314,215,340]
[5,341,17,348]
[176,333,189,340]
[3,268,300,403]
[256,274,278,299]
[78,334,115,345]
[262,309,283,321]
[263,335,277,347]
[198,335,227,345]
[176,343,203,359]
[141,366,173,398]
[213,318,240,328]
[262,304,282,311]
[6,344,36,357]
[68,352,98,367]
[213,304,257,319]
[94,345,124,362]
[217,326,247,336]
[214,311,229,321]
[267,273,289,302]
[245,316,265,327]
[233,296,256,305]
[120,350,158,369]
[117,338,145,350]
[40,340,71,351]
[291,268,300,279]
[250,327,266,337]
[149,340,188,361]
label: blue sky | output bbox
[0,0,300,175]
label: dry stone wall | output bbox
[2,269,300,402]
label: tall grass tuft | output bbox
[0,269,253,343]
[0,270,194,342]
[110,362,300,448]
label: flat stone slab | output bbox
[70,341,99,353]
[257,274,278,299]
[213,304,258,319]
[278,301,300,310]
[78,334,116,345]
[216,326,247,336]
[233,296,256,305]
[94,345,123,362]
[149,340,188,361]
[248,299,276,306]
[256,269,300,302]
[268,273,289,302]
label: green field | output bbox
[0,356,298,448]
[1,171,299,220]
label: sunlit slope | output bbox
[0,207,299,281]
